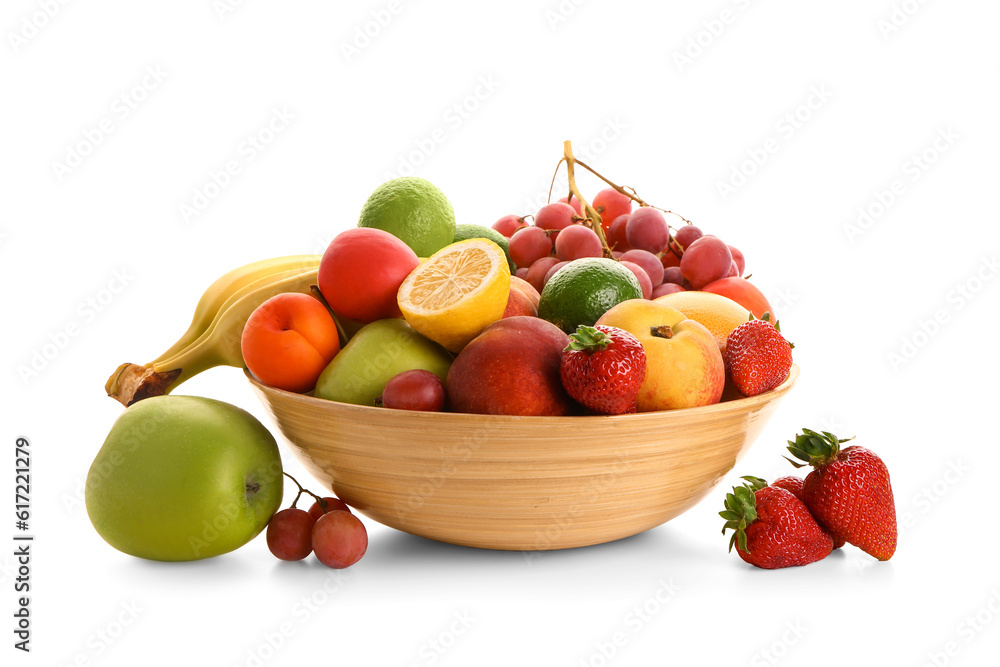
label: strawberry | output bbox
[721,476,833,569]
[786,429,897,561]
[770,475,846,549]
[724,314,793,397]
[560,325,646,415]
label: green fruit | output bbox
[453,224,515,272]
[358,177,456,258]
[85,396,283,562]
[537,258,643,333]
[314,318,453,406]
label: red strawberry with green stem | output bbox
[770,475,845,549]
[720,476,833,569]
[786,429,897,561]
[560,325,646,415]
[725,313,793,397]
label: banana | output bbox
[106,261,322,407]
[150,254,321,366]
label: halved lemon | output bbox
[397,239,511,353]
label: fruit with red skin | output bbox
[662,266,684,286]
[770,475,804,498]
[555,224,604,261]
[786,429,897,561]
[728,245,745,276]
[514,267,529,279]
[525,256,561,294]
[680,235,732,289]
[770,476,845,549]
[266,508,316,561]
[721,477,833,570]
[607,214,632,251]
[560,325,646,415]
[673,225,703,251]
[379,369,446,411]
[619,260,652,299]
[558,194,583,215]
[702,277,774,319]
[535,202,577,233]
[509,226,553,268]
[650,283,684,298]
[725,315,793,397]
[492,214,529,238]
[502,285,538,319]
[447,316,573,416]
[619,249,664,287]
[625,208,670,253]
[510,276,540,309]
[660,245,682,269]
[591,188,633,233]
[311,510,368,569]
[318,227,419,323]
[543,260,569,287]
[308,497,351,520]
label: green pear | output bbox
[86,395,283,561]
[314,318,453,406]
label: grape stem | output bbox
[557,141,695,259]
[282,471,322,508]
[563,141,614,257]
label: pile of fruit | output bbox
[86,142,892,572]
[105,142,792,418]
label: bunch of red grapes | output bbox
[266,479,368,568]
[494,188,745,299]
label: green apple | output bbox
[314,318,453,406]
[86,395,283,561]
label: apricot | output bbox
[241,293,340,393]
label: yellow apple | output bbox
[596,299,724,411]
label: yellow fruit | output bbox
[397,239,511,352]
[653,290,751,357]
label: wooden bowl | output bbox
[248,365,798,551]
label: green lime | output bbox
[358,177,456,257]
[538,258,643,333]
[452,224,515,272]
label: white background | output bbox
[2,1,999,665]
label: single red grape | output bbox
[680,235,732,289]
[555,224,603,261]
[591,188,633,233]
[619,260,652,299]
[380,369,446,411]
[509,226,553,268]
[312,510,368,569]
[625,208,669,254]
[308,497,351,521]
[619,249,664,287]
[492,214,529,238]
[266,508,316,561]
[535,202,577,232]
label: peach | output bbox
[596,299,723,411]
[447,316,572,416]
[502,286,538,319]
[241,293,341,393]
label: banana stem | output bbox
[105,363,182,407]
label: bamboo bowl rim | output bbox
[246,364,799,423]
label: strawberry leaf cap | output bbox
[785,428,855,469]
[565,325,611,352]
[720,477,768,553]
